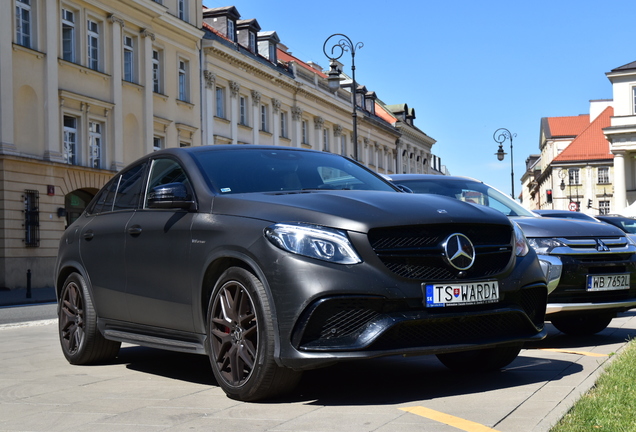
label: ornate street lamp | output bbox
[493,128,516,198]
[323,33,363,161]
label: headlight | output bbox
[513,221,529,257]
[526,237,566,255]
[265,223,362,265]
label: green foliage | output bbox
[551,340,636,432]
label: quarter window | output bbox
[15,0,32,48]
[61,9,75,62]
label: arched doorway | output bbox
[65,188,98,227]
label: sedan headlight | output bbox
[513,222,530,257]
[526,237,566,255]
[265,223,362,265]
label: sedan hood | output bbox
[513,216,625,238]
[211,190,511,233]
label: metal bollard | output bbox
[26,269,32,299]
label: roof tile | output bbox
[553,107,613,162]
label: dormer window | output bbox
[227,19,235,41]
[249,32,256,52]
[257,31,280,64]
[236,19,261,54]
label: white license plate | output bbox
[424,281,499,308]
[586,274,630,292]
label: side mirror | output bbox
[395,184,413,193]
[147,183,195,210]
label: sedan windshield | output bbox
[192,148,397,194]
[398,177,536,217]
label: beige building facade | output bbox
[1,0,203,289]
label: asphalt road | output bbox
[1,307,635,432]
[0,302,56,325]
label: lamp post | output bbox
[493,128,516,199]
[323,33,363,161]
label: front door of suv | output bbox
[124,158,196,332]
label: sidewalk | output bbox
[0,287,56,307]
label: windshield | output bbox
[192,148,398,194]
[397,177,536,217]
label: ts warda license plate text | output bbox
[424,282,499,307]
[587,274,630,292]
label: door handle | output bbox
[83,230,94,240]
[128,225,142,236]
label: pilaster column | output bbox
[251,90,261,145]
[614,151,627,213]
[203,70,216,145]
[109,14,125,170]
[141,29,155,154]
[271,99,281,146]
[313,116,324,151]
[229,81,239,144]
[291,106,303,147]
[0,0,13,154]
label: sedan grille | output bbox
[368,223,513,280]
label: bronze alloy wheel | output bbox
[60,278,85,356]
[209,279,259,387]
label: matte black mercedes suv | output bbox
[56,146,547,401]
[389,174,636,337]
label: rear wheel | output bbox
[58,272,120,364]
[207,267,301,401]
[550,313,614,336]
[436,344,523,372]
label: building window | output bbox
[89,121,102,168]
[568,168,580,185]
[152,49,161,93]
[15,0,32,48]
[24,190,40,247]
[598,167,610,184]
[227,19,235,41]
[301,120,308,144]
[633,87,636,115]
[260,105,269,132]
[177,0,187,20]
[215,86,225,118]
[153,136,163,151]
[599,200,610,215]
[239,96,247,125]
[180,141,190,147]
[123,35,135,82]
[280,111,287,138]
[178,60,188,101]
[323,128,329,151]
[61,9,75,62]
[87,19,100,70]
[63,116,78,165]
[249,32,256,52]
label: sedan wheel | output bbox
[207,267,301,401]
[58,272,120,364]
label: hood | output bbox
[513,216,625,238]
[211,190,512,233]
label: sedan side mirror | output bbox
[147,182,195,210]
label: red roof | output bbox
[546,115,590,138]
[553,107,614,162]
[277,49,327,78]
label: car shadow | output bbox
[114,338,583,406]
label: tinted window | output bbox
[144,158,192,207]
[113,163,147,211]
[192,148,396,194]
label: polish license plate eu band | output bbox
[423,281,499,308]
[586,274,630,292]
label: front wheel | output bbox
[550,313,614,336]
[436,344,523,372]
[58,272,120,364]
[207,267,301,401]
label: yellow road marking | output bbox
[534,348,608,357]
[400,406,501,432]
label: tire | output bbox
[436,344,523,373]
[550,313,614,336]
[206,267,302,401]
[58,272,120,364]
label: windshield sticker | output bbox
[221,188,231,193]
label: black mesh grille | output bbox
[368,224,513,280]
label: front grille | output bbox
[368,223,513,280]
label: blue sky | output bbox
[202,0,636,196]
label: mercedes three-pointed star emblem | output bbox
[443,233,476,271]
